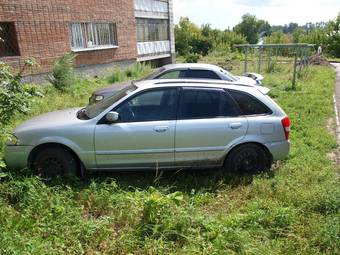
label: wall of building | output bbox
[0,0,138,74]
[134,0,175,64]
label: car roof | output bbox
[162,63,222,71]
[133,79,270,95]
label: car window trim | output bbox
[227,89,273,116]
[178,87,242,120]
[182,69,223,80]
[97,86,180,125]
[154,69,185,79]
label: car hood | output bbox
[15,108,82,134]
[243,72,264,81]
[236,76,258,85]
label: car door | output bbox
[175,87,248,167]
[94,87,179,170]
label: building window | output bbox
[136,18,169,42]
[0,22,20,57]
[70,22,118,51]
[135,0,169,13]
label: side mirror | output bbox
[106,111,119,123]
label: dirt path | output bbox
[331,63,340,135]
[330,63,340,166]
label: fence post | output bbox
[268,48,272,72]
[244,47,248,73]
[292,49,298,90]
[258,47,262,73]
[298,47,303,77]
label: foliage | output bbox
[0,62,339,254]
[0,60,39,130]
[175,13,340,58]
[175,17,246,57]
[234,13,271,44]
[184,52,200,63]
[175,17,246,58]
[326,13,340,57]
[175,17,213,56]
[106,63,153,84]
[47,53,76,91]
[265,30,292,44]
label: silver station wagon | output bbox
[90,63,264,104]
[5,80,290,179]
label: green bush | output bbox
[184,53,200,63]
[107,63,153,84]
[0,60,38,128]
[107,68,126,83]
[47,53,76,91]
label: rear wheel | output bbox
[224,144,271,173]
[33,147,78,180]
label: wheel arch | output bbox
[223,141,273,166]
[28,143,85,176]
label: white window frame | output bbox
[70,22,118,52]
[135,0,169,13]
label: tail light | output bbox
[281,116,291,140]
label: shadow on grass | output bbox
[3,167,276,194]
[63,168,275,194]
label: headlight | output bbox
[89,95,104,105]
[95,95,104,102]
[6,134,19,146]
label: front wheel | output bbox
[33,147,79,180]
[224,144,271,173]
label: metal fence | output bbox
[235,43,315,89]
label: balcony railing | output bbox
[134,0,168,13]
[137,40,170,57]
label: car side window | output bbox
[115,88,178,122]
[179,88,239,119]
[182,70,222,80]
[156,70,181,79]
[228,90,272,115]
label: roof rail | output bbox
[152,80,270,94]
[153,80,255,88]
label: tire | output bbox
[33,147,78,180]
[224,144,271,173]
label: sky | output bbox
[173,0,340,29]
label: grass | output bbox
[0,61,339,254]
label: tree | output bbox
[265,31,291,44]
[326,13,340,57]
[175,17,213,56]
[284,22,298,33]
[292,27,304,43]
[234,14,259,44]
[234,14,271,44]
[175,17,201,55]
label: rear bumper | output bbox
[265,140,290,161]
[4,145,33,170]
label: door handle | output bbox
[154,126,169,133]
[230,123,243,129]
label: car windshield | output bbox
[84,84,137,119]
[137,67,165,80]
[220,68,239,82]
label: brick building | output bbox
[0,0,175,76]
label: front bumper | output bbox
[265,140,290,161]
[4,145,33,170]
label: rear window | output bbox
[180,88,239,119]
[182,70,221,80]
[228,90,272,115]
